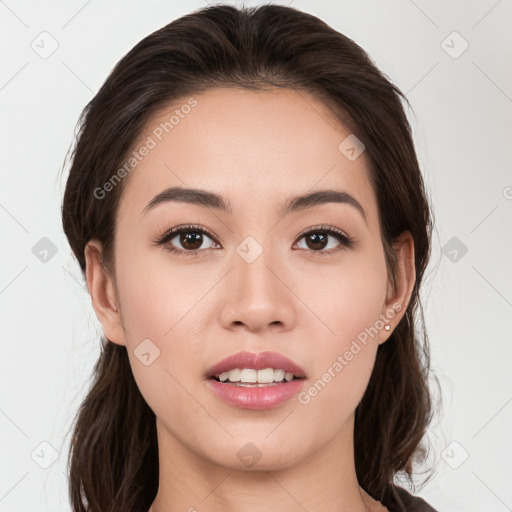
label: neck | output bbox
[149,414,379,512]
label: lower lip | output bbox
[205,378,306,409]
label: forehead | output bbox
[118,87,378,223]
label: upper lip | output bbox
[205,351,307,379]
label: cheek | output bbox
[115,238,205,340]
[117,268,172,340]
[300,247,388,345]
[294,250,387,418]
[114,241,212,380]
[296,296,382,435]
[115,254,211,426]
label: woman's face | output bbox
[87,87,412,471]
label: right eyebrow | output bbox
[142,186,232,216]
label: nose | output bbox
[219,244,297,333]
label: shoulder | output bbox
[383,485,439,512]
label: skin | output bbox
[84,87,415,512]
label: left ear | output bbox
[379,231,416,344]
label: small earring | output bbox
[384,324,391,331]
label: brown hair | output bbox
[61,4,437,511]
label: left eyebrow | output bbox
[142,186,367,225]
[278,189,367,225]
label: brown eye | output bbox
[303,232,329,250]
[155,225,219,256]
[167,229,217,252]
[177,231,204,251]
[295,226,354,254]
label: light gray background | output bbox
[1,1,511,510]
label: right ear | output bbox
[84,239,127,346]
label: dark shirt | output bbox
[382,486,438,512]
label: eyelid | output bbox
[153,224,220,248]
[296,224,351,241]
[153,224,216,242]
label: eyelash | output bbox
[153,224,355,258]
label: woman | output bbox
[62,4,439,511]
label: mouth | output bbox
[204,360,308,409]
[205,350,307,385]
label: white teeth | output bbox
[240,369,257,383]
[223,368,241,382]
[273,369,285,382]
[217,368,297,383]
